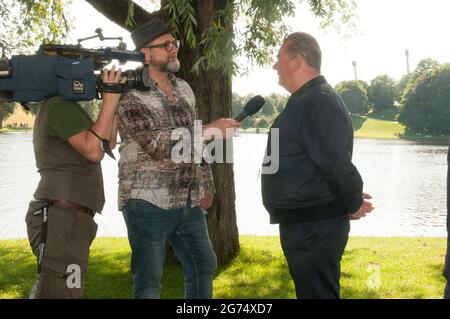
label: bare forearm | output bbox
[67,66,125,162]
[109,113,119,149]
[68,99,119,162]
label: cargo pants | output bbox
[25,199,97,299]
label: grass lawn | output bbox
[351,116,448,142]
[352,117,405,139]
[242,117,437,142]
[0,127,32,133]
[0,236,447,299]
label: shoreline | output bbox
[1,235,447,241]
[2,124,449,143]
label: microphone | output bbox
[234,95,265,122]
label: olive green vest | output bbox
[33,98,105,212]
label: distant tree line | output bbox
[0,99,102,129]
[334,58,450,135]
[3,58,449,135]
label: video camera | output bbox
[0,28,146,104]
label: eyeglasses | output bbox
[143,40,180,52]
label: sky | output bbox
[68,0,450,95]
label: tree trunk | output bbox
[179,0,239,264]
[84,0,239,262]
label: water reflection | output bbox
[0,132,448,239]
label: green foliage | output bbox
[126,0,136,27]
[369,106,399,121]
[265,93,289,115]
[413,58,440,78]
[399,58,440,105]
[399,64,450,134]
[350,115,366,131]
[312,0,357,33]
[238,1,294,68]
[355,79,369,91]
[80,100,102,121]
[367,75,399,112]
[0,0,72,58]
[192,5,237,76]
[398,73,412,99]
[165,0,198,49]
[160,0,356,76]
[260,100,275,117]
[335,80,369,115]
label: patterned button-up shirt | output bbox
[117,70,215,210]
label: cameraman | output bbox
[25,66,126,299]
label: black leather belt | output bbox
[51,199,95,217]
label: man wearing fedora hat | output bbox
[117,15,240,299]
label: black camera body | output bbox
[0,44,146,103]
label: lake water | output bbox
[0,132,448,239]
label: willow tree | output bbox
[0,0,69,58]
[82,0,355,262]
[1,0,355,261]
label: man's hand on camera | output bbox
[102,65,127,106]
[203,118,240,140]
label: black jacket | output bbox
[261,76,363,224]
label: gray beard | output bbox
[166,59,181,73]
[151,58,180,73]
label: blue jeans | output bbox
[122,199,217,299]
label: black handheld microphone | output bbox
[234,95,265,122]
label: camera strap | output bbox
[88,128,116,160]
[100,83,127,94]
[35,200,52,274]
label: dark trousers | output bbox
[279,216,350,299]
[444,238,450,299]
[445,281,450,299]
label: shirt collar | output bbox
[142,66,178,89]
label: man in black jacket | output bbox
[261,32,373,299]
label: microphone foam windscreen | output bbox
[244,95,265,116]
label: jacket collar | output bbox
[291,75,327,99]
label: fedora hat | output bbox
[131,15,175,50]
